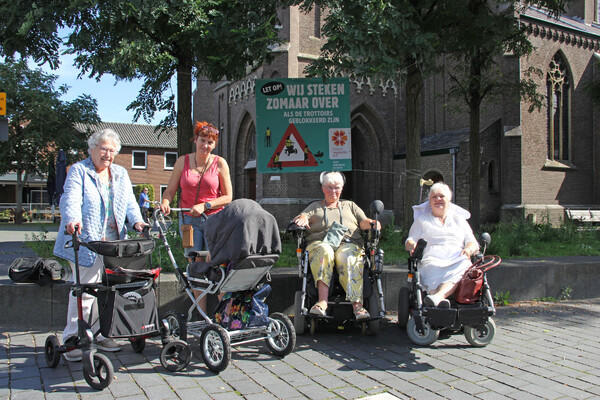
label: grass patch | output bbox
[482,219,600,258]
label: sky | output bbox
[40,52,173,126]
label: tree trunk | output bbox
[468,104,481,231]
[177,61,193,157]
[404,60,423,231]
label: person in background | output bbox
[405,182,479,307]
[139,186,150,223]
[160,121,233,310]
[53,128,147,362]
[293,171,381,320]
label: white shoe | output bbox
[95,339,121,352]
[424,294,441,307]
[63,349,82,362]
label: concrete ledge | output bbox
[2,257,600,330]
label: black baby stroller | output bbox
[44,227,176,390]
[397,233,501,347]
[156,199,296,373]
[289,200,386,336]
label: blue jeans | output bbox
[179,213,210,257]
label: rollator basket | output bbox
[98,279,160,338]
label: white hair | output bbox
[429,181,452,201]
[320,171,345,187]
[88,128,122,155]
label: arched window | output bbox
[547,53,571,162]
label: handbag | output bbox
[454,266,484,304]
[322,204,348,248]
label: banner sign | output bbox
[255,77,351,173]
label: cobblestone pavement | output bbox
[2,299,600,400]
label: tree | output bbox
[295,0,445,229]
[1,1,282,156]
[0,59,99,224]
[441,0,567,230]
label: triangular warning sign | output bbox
[267,124,318,169]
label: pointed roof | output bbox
[74,121,177,149]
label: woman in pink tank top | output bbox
[159,121,233,310]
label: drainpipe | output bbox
[449,147,458,202]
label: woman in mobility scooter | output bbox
[290,171,385,335]
[156,199,296,373]
[398,182,501,346]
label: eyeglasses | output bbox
[98,146,117,155]
[324,185,343,192]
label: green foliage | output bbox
[559,286,572,300]
[483,219,600,258]
[493,291,511,306]
[0,58,99,223]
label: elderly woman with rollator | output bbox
[293,171,381,320]
[405,182,479,308]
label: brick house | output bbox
[193,2,600,228]
[75,122,178,202]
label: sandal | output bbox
[353,304,370,320]
[309,301,327,316]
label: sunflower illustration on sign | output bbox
[328,128,351,159]
[331,130,348,146]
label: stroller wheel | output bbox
[44,335,61,368]
[309,318,317,335]
[293,291,306,335]
[464,317,496,347]
[162,311,188,343]
[406,317,439,346]
[83,352,114,390]
[367,289,380,335]
[130,337,146,353]
[160,339,192,372]
[266,313,296,357]
[200,324,231,373]
[397,287,410,329]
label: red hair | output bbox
[193,121,219,143]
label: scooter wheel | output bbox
[293,291,306,335]
[44,335,61,368]
[83,353,114,390]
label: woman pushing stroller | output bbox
[293,171,381,320]
[404,182,479,308]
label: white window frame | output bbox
[164,151,178,170]
[132,150,147,169]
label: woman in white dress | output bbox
[404,182,479,308]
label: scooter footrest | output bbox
[425,308,457,328]
[458,307,488,326]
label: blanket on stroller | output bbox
[204,199,281,267]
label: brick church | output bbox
[192,1,600,228]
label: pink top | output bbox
[180,154,223,216]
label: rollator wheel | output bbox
[293,291,306,335]
[44,335,61,368]
[266,313,296,357]
[406,317,439,346]
[200,324,231,373]
[160,339,193,372]
[367,289,380,335]
[464,317,496,347]
[162,310,188,344]
[130,337,146,353]
[397,286,410,329]
[83,353,114,390]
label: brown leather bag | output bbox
[454,267,484,304]
[181,224,193,248]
